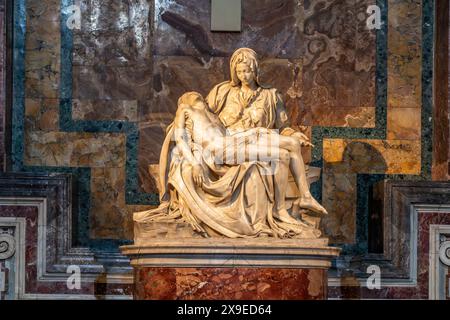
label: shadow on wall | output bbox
[328,141,388,173]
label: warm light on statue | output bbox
[133,48,328,240]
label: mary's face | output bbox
[236,63,255,86]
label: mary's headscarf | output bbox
[229,48,261,87]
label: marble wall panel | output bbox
[72,99,138,121]
[321,169,357,244]
[25,21,59,52]
[72,64,153,101]
[154,0,303,58]
[24,131,126,167]
[25,1,60,100]
[432,0,449,180]
[25,99,59,131]
[259,58,307,127]
[302,0,376,126]
[27,0,60,22]
[71,0,153,124]
[387,107,421,140]
[150,55,228,116]
[73,29,152,67]
[310,106,375,128]
[386,0,422,147]
[387,0,422,109]
[72,0,152,64]
[25,49,60,99]
[90,167,153,239]
[90,167,128,239]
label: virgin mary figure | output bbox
[135,48,324,239]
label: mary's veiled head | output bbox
[230,48,261,87]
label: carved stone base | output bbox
[134,220,204,242]
[120,238,340,300]
[133,267,327,300]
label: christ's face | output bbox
[236,63,255,86]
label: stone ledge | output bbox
[120,238,340,269]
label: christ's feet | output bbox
[299,196,328,215]
[273,208,310,228]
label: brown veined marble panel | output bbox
[432,0,449,180]
[90,167,128,239]
[311,106,375,127]
[134,267,327,300]
[24,131,126,167]
[148,57,304,123]
[90,167,154,239]
[72,64,153,100]
[154,0,303,58]
[150,55,229,116]
[73,29,153,67]
[25,19,60,52]
[25,49,60,99]
[74,0,152,33]
[72,0,154,118]
[303,0,376,114]
[25,98,60,131]
[27,0,60,22]
[321,168,357,244]
[25,0,60,100]
[72,99,138,121]
[387,0,422,109]
[259,58,310,128]
[323,139,421,174]
[72,0,154,119]
[355,0,376,109]
[387,107,421,140]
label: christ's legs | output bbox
[272,149,303,225]
[275,135,327,215]
[244,135,327,215]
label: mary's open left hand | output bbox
[291,131,314,147]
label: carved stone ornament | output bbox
[0,234,16,260]
[439,240,450,266]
